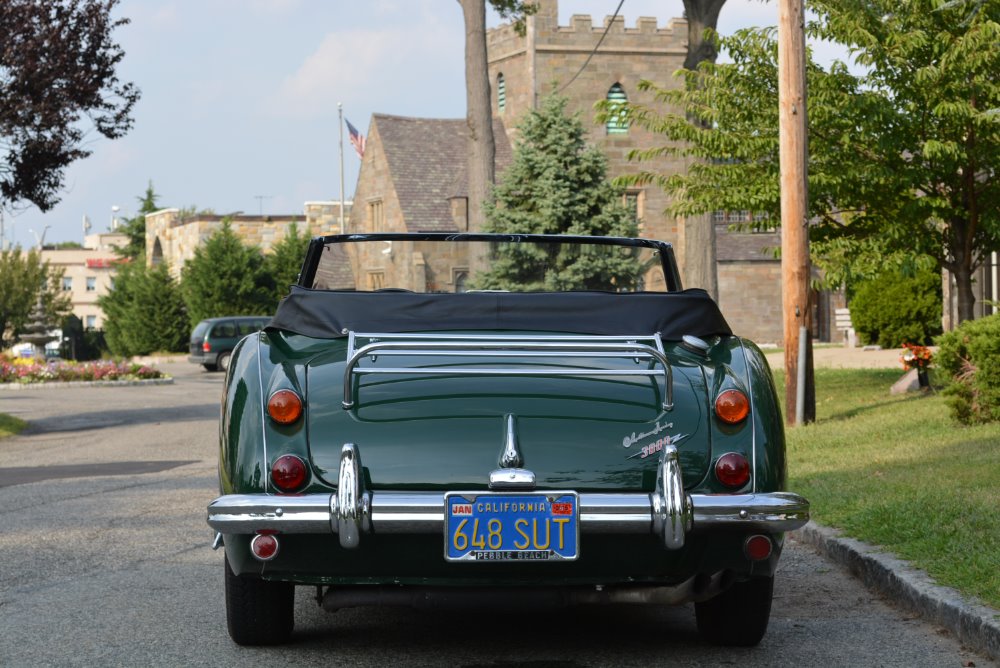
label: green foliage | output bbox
[180,222,272,325]
[100,260,187,356]
[614,1,1000,321]
[59,314,107,361]
[0,0,139,211]
[848,268,942,348]
[0,412,27,438]
[0,246,71,349]
[487,0,537,36]
[776,367,1000,609]
[115,181,160,260]
[477,95,641,291]
[264,222,310,304]
[935,313,1000,424]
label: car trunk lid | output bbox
[302,337,714,492]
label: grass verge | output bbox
[775,368,1000,610]
[0,413,27,439]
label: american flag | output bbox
[346,118,366,158]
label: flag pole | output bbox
[338,102,346,234]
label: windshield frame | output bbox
[297,233,682,293]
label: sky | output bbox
[3,0,843,247]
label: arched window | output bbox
[497,73,506,114]
[151,237,164,266]
[606,83,628,135]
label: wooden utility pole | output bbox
[778,0,815,425]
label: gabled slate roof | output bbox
[373,114,512,232]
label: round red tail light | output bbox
[271,454,308,492]
[267,389,303,425]
[715,452,750,488]
[715,389,749,424]
[250,533,280,561]
[744,534,773,561]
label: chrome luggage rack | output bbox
[342,331,674,411]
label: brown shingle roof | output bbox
[373,114,512,232]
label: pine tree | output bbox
[476,95,641,291]
[180,222,271,325]
[115,181,160,260]
[264,222,310,306]
[100,261,187,356]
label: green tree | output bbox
[180,222,271,325]
[115,181,160,260]
[0,247,70,348]
[100,260,187,356]
[0,0,140,211]
[476,95,641,291]
[849,267,943,348]
[264,222,310,306]
[615,0,1000,323]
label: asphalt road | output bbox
[0,362,993,667]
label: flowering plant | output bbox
[0,359,166,385]
[900,343,933,371]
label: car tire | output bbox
[217,352,232,373]
[224,555,294,645]
[695,574,774,647]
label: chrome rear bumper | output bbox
[207,444,809,551]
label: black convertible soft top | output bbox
[267,286,732,341]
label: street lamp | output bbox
[111,205,120,230]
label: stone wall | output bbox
[717,261,784,345]
[146,201,350,278]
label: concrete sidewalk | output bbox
[765,345,906,370]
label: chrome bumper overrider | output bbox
[208,444,810,551]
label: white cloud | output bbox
[268,23,462,121]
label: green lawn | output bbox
[0,412,26,439]
[775,369,1000,610]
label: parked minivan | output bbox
[188,316,270,372]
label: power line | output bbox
[557,0,626,94]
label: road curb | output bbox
[792,522,1000,660]
[0,378,174,391]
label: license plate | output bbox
[444,492,579,562]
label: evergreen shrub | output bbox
[849,268,942,348]
[935,313,1000,424]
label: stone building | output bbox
[145,201,350,279]
[343,114,513,292]
[341,0,808,343]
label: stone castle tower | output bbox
[486,0,693,276]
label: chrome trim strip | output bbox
[207,491,809,541]
[341,333,673,411]
[739,338,759,493]
[255,334,269,493]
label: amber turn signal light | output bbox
[714,389,749,424]
[267,389,303,425]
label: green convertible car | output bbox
[207,233,809,646]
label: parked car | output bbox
[188,316,269,372]
[207,233,809,646]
